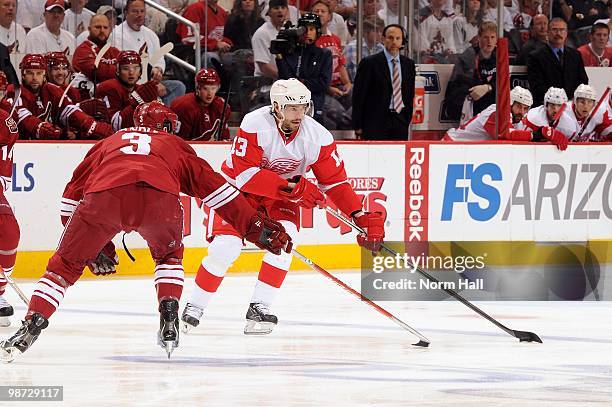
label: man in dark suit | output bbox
[352,24,416,140]
[527,17,589,107]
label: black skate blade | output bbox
[163,341,176,359]
[514,330,542,343]
[412,340,430,348]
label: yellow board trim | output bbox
[12,244,362,279]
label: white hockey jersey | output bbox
[523,102,611,141]
[445,104,531,142]
[221,106,362,214]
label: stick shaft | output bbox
[0,268,28,306]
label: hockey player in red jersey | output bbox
[96,50,162,130]
[45,52,81,103]
[170,68,231,141]
[181,78,385,335]
[0,54,113,140]
[0,102,292,362]
[0,109,20,328]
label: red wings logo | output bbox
[261,157,302,174]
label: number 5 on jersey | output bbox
[231,136,248,157]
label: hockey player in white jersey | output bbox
[445,86,536,142]
[554,84,611,141]
[521,87,571,150]
[182,79,385,335]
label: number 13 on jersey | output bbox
[231,136,248,157]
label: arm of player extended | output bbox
[311,142,362,216]
[483,113,532,141]
[230,128,290,199]
[180,153,259,235]
[59,143,105,225]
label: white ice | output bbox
[1,271,611,406]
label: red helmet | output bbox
[45,51,71,70]
[117,50,141,67]
[19,54,47,71]
[133,101,179,134]
[0,72,7,91]
[195,68,220,88]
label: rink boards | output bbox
[7,141,612,277]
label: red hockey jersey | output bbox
[176,1,232,50]
[60,127,257,235]
[170,93,230,141]
[3,83,102,139]
[0,110,18,201]
[72,40,121,83]
[96,78,136,130]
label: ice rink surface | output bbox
[1,271,612,407]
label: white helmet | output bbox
[544,87,568,105]
[510,86,533,107]
[270,78,312,112]
[574,84,596,101]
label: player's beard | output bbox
[89,34,109,47]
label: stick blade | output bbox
[514,330,542,343]
[412,340,430,348]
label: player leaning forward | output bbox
[182,79,385,335]
[0,102,292,362]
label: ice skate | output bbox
[0,313,48,363]
[181,302,204,334]
[157,298,179,358]
[244,303,277,335]
[0,296,14,327]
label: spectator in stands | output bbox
[76,5,118,46]
[453,0,482,54]
[63,0,94,38]
[557,0,608,30]
[276,12,332,123]
[577,22,612,67]
[73,14,121,98]
[312,0,352,129]
[378,0,406,26]
[527,17,589,106]
[0,71,7,100]
[252,0,289,79]
[260,0,299,25]
[336,0,355,18]
[177,0,233,68]
[225,0,265,50]
[515,13,548,65]
[482,0,513,32]
[364,0,381,17]
[344,15,384,82]
[325,0,350,46]
[419,0,458,63]
[113,0,186,105]
[352,24,415,140]
[24,0,76,56]
[170,68,231,140]
[16,0,44,30]
[443,21,498,122]
[0,0,26,54]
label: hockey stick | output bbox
[325,206,543,344]
[7,84,20,119]
[93,42,112,98]
[0,267,29,307]
[570,86,611,142]
[551,101,567,129]
[292,249,430,347]
[214,79,231,141]
[142,42,174,83]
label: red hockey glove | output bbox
[36,122,62,139]
[79,98,110,123]
[129,80,159,106]
[353,211,385,252]
[279,176,325,209]
[542,126,568,151]
[88,242,119,276]
[85,120,114,139]
[244,212,292,255]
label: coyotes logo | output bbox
[260,157,302,174]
